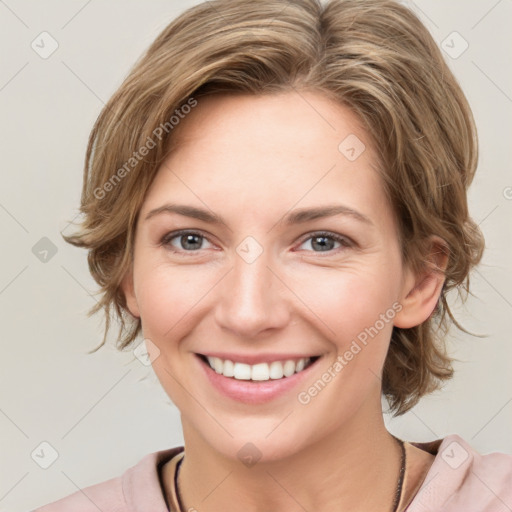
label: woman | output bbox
[35,0,512,510]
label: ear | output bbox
[394,237,449,329]
[120,265,140,319]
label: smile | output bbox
[195,352,322,404]
[201,355,318,381]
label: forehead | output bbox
[142,91,393,232]
[171,91,373,165]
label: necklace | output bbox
[174,455,185,512]
[173,439,406,512]
[392,437,407,512]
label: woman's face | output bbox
[124,91,414,461]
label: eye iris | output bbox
[181,234,202,250]
[311,235,335,252]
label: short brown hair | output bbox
[64,0,484,415]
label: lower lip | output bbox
[196,355,319,405]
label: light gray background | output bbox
[0,1,511,510]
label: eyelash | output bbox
[159,230,354,257]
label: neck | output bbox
[173,402,403,512]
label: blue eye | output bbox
[298,232,352,253]
[162,231,213,252]
[160,230,353,256]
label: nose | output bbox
[214,248,290,339]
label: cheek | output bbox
[293,262,402,345]
[292,268,401,423]
[134,262,215,340]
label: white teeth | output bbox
[223,359,234,377]
[283,360,296,377]
[213,357,223,374]
[251,363,269,381]
[269,361,284,379]
[205,356,312,381]
[233,362,252,380]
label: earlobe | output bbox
[394,237,449,329]
[120,267,140,319]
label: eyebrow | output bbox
[145,204,226,225]
[283,205,373,226]
[145,203,373,226]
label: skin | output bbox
[122,91,447,512]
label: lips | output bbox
[195,353,322,404]
[201,354,317,381]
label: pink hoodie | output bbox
[34,434,512,511]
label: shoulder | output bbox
[34,475,125,512]
[33,446,184,512]
[407,434,512,511]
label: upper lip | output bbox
[197,352,320,365]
